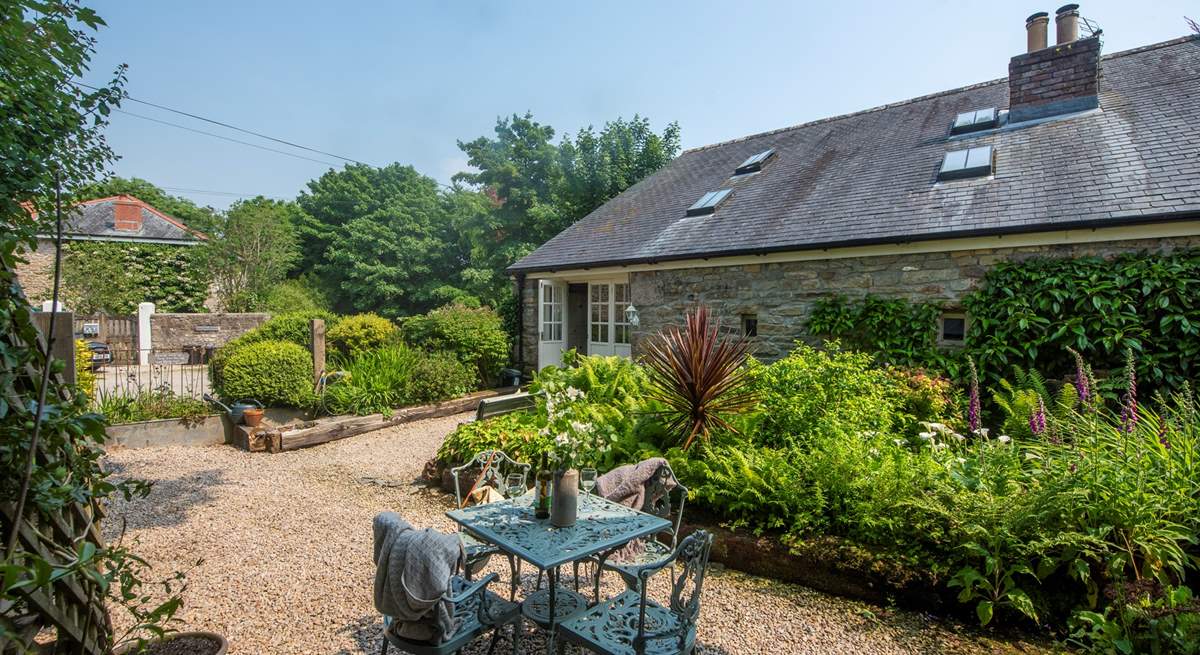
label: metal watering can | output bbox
[203,395,262,424]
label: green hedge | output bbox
[215,339,312,407]
[327,312,397,358]
[403,304,508,386]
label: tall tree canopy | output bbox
[297,163,475,318]
[204,197,301,312]
[453,112,680,322]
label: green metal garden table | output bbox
[447,492,671,655]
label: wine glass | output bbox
[580,468,597,498]
[505,473,526,524]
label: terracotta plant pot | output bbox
[115,631,228,655]
[242,408,265,428]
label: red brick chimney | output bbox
[1008,4,1100,123]
[112,196,143,232]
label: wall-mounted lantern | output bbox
[624,304,640,327]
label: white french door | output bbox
[536,280,567,370]
[588,281,632,358]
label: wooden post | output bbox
[32,311,76,385]
[310,319,325,386]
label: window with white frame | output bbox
[939,312,967,344]
[541,283,563,341]
[589,284,610,343]
[613,283,631,344]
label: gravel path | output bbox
[102,412,1051,655]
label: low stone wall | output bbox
[106,414,229,449]
[150,312,269,352]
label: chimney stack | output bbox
[1055,3,1080,45]
[1025,12,1049,53]
[112,196,143,232]
[1008,4,1100,123]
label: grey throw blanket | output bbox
[595,458,676,561]
[372,512,464,644]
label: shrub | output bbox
[406,352,475,404]
[437,412,546,467]
[642,306,756,450]
[263,277,329,314]
[327,313,397,358]
[215,339,313,407]
[749,342,901,448]
[321,346,474,415]
[209,310,335,389]
[74,339,96,398]
[403,304,508,386]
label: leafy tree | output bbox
[300,163,472,318]
[2,1,186,648]
[204,196,300,311]
[453,112,680,327]
[557,115,680,219]
[74,176,218,233]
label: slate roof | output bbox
[61,195,203,244]
[510,36,1200,274]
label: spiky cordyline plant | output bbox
[642,306,758,450]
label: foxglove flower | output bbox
[1119,350,1139,433]
[1158,419,1171,450]
[967,358,982,433]
[1068,347,1091,406]
[1029,395,1047,435]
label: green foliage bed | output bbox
[435,345,1200,652]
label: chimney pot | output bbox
[1025,12,1049,53]
[1055,3,1080,45]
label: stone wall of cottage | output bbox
[626,236,1200,361]
[13,239,57,305]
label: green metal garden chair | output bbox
[583,462,689,593]
[557,530,714,655]
[451,449,531,599]
[379,572,521,655]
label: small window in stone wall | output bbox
[939,313,967,344]
[742,314,758,338]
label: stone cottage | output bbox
[508,7,1200,371]
[15,194,206,306]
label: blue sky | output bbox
[84,1,1197,210]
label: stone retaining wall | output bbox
[150,312,270,352]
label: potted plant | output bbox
[115,631,228,655]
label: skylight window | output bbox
[686,189,732,216]
[937,146,994,181]
[950,108,998,135]
[734,149,776,175]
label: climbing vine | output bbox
[807,250,1200,397]
[63,241,209,313]
[807,294,956,371]
[963,250,1200,394]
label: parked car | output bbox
[86,341,112,370]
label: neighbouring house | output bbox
[509,7,1200,371]
[15,194,207,308]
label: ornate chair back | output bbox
[451,450,531,509]
[634,530,713,654]
[641,462,688,549]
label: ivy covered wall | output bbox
[60,240,210,314]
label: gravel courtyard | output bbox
[102,412,1051,655]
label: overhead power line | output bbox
[75,81,372,166]
[114,109,342,167]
